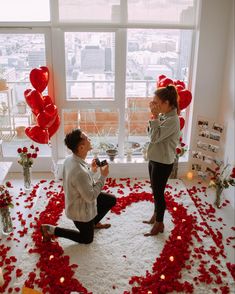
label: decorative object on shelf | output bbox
[16,101,27,114]
[208,162,235,208]
[92,148,100,159]
[17,145,39,190]
[0,181,13,235]
[0,101,8,115]
[126,148,133,162]
[141,147,148,161]
[0,78,8,91]
[16,126,26,138]
[106,149,118,161]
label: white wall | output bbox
[219,2,235,207]
[189,0,234,206]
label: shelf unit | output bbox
[0,88,32,140]
[0,88,14,138]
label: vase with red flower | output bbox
[17,145,39,190]
[23,166,32,190]
[209,163,235,209]
[0,182,14,235]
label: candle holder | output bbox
[106,149,118,162]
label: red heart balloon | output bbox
[43,95,53,108]
[29,66,49,93]
[178,89,192,110]
[36,106,58,129]
[44,103,57,116]
[25,126,49,144]
[156,74,167,87]
[174,80,186,89]
[158,77,173,88]
[24,89,44,115]
[175,85,184,92]
[179,116,185,130]
[48,115,60,138]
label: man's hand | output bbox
[100,163,109,177]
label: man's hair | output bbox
[64,129,83,153]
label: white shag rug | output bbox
[11,178,234,294]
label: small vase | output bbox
[141,148,148,161]
[23,166,32,190]
[106,149,118,162]
[126,149,133,162]
[0,207,13,235]
[51,162,59,182]
[169,157,179,179]
[215,186,223,208]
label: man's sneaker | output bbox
[40,224,55,242]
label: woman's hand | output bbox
[149,101,160,119]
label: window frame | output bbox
[0,0,199,169]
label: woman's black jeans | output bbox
[148,160,173,222]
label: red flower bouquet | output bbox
[17,145,39,168]
[0,181,13,209]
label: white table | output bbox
[0,161,12,184]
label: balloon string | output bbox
[48,141,58,178]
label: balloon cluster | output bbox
[156,74,192,131]
[24,66,60,144]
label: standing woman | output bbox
[144,85,180,236]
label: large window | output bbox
[125,29,193,152]
[0,0,198,169]
[0,0,50,22]
[65,32,115,100]
[0,33,51,157]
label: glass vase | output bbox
[0,207,13,235]
[215,185,223,208]
[169,157,179,179]
[23,166,32,190]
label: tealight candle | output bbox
[173,207,177,211]
[187,171,193,180]
[169,256,174,262]
[177,236,182,240]
[160,274,165,280]
[60,277,65,283]
[49,255,54,260]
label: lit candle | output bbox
[169,256,174,262]
[0,268,4,286]
[173,207,177,211]
[187,171,193,180]
[182,219,186,222]
[147,291,152,294]
[160,274,165,280]
[49,255,54,260]
[177,236,182,240]
[60,277,65,283]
